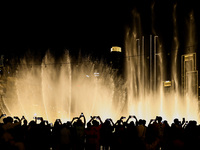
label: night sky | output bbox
[0,0,200,60]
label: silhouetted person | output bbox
[184,120,199,150]
[167,118,184,150]
[135,118,146,150]
[58,122,72,150]
[85,121,94,150]
[100,118,114,150]
[52,119,62,150]
[124,115,138,150]
[85,116,102,150]
[1,116,25,150]
[1,113,200,150]
[145,117,163,150]
[153,116,165,148]
[72,113,86,150]
[112,116,126,150]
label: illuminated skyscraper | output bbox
[181,53,198,97]
[110,46,123,75]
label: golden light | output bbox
[111,46,122,52]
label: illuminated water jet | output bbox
[124,8,199,124]
[1,46,198,124]
[0,8,199,124]
[0,51,126,123]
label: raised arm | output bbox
[21,116,25,121]
[71,117,79,124]
[181,118,185,127]
[0,114,6,119]
[14,116,21,122]
[148,119,155,126]
[115,116,125,126]
[57,119,62,125]
[125,115,132,124]
[96,116,103,124]
[109,118,115,126]
[133,116,138,126]
[13,116,22,127]
[87,116,96,124]
[79,112,86,126]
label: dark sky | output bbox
[1,2,132,58]
[0,0,199,59]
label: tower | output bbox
[110,46,123,75]
[181,53,198,97]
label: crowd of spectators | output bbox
[0,113,200,150]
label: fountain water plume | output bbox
[0,7,199,125]
[2,51,127,123]
[124,8,200,124]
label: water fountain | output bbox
[124,6,199,124]
[0,6,199,124]
[0,51,127,123]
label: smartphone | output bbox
[105,118,110,121]
[56,119,60,122]
[37,117,42,120]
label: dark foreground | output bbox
[0,114,200,150]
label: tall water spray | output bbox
[0,8,199,124]
[124,8,199,123]
[1,51,127,122]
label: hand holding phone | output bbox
[120,116,126,120]
[150,119,154,122]
[56,119,61,123]
[0,114,6,118]
[14,116,19,120]
[37,117,43,120]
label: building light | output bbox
[111,46,122,52]
[94,73,99,77]
[163,81,172,87]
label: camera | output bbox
[37,117,43,120]
[14,116,18,119]
[56,119,61,122]
[121,116,126,119]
